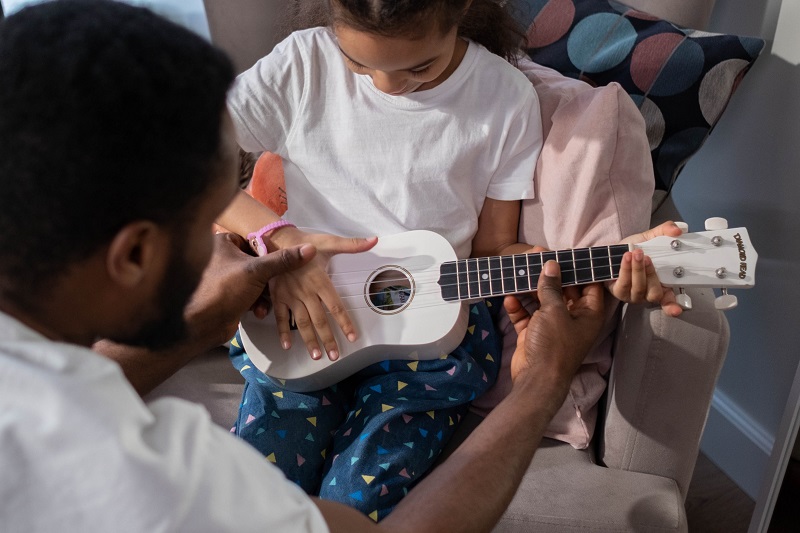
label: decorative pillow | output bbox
[469,59,654,449]
[518,0,765,192]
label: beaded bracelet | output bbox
[247,220,296,256]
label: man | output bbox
[0,1,606,532]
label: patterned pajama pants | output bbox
[229,299,501,522]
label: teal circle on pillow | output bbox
[567,13,636,73]
[648,39,704,97]
[739,35,765,58]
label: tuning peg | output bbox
[714,288,738,310]
[676,288,692,310]
[705,217,728,231]
[674,221,689,234]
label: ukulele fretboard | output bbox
[438,244,630,301]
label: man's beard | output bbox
[110,246,202,351]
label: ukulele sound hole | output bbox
[366,267,413,314]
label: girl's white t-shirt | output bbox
[228,28,543,259]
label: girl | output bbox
[218,0,668,520]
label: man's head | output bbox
[0,0,238,348]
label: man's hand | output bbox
[504,260,605,414]
[185,232,316,350]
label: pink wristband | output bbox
[247,220,296,256]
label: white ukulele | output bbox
[238,218,757,392]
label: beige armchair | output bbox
[149,1,731,531]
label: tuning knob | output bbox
[674,221,689,234]
[714,288,738,310]
[705,217,728,231]
[676,288,693,310]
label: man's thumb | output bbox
[255,244,316,278]
[536,260,563,305]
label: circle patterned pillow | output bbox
[517,0,765,192]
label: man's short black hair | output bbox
[0,0,235,303]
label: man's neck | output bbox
[0,297,96,346]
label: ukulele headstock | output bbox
[637,218,757,311]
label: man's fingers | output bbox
[254,244,316,279]
[536,260,563,306]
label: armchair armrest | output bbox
[599,288,730,499]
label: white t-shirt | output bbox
[0,311,329,533]
[229,27,542,258]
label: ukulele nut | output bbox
[711,236,723,246]
[673,266,685,278]
[715,267,727,279]
[670,239,681,250]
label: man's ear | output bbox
[105,221,169,288]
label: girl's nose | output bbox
[370,71,408,94]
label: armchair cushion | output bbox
[520,0,765,192]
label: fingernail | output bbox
[544,260,558,276]
[311,349,321,360]
[347,333,356,342]
[299,244,314,258]
[328,349,339,361]
[282,340,291,350]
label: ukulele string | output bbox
[312,244,736,313]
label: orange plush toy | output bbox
[244,151,287,216]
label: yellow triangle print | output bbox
[278,378,286,386]
[467,325,475,335]
[369,511,378,522]
[321,449,326,459]
[440,353,448,359]
[273,391,284,398]
[355,408,362,417]
[407,361,418,371]
[230,337,240,348]
[397,381,407,391]
[408,350,419,360]
[449,416,454,426]
[266,453,276,463]
[382,404,394,412]
[240,365,251,371]
[307,417,317,427]
[362,475,375,484]
[426,411,435,419]
[486,354,495,362]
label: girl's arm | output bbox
[471,198,531,257]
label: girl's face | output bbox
[334,23,463,96]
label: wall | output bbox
[669,0,800,499]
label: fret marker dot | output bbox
[518,269,526,276]
[481,273,489,280]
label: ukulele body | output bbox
[239,230,469,392]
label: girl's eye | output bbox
[410,65,432,76]
[345,56,366,71]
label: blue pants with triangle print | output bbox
[229,299,501,521]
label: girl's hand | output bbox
[268,228,378,361]
[607,221,684,317]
